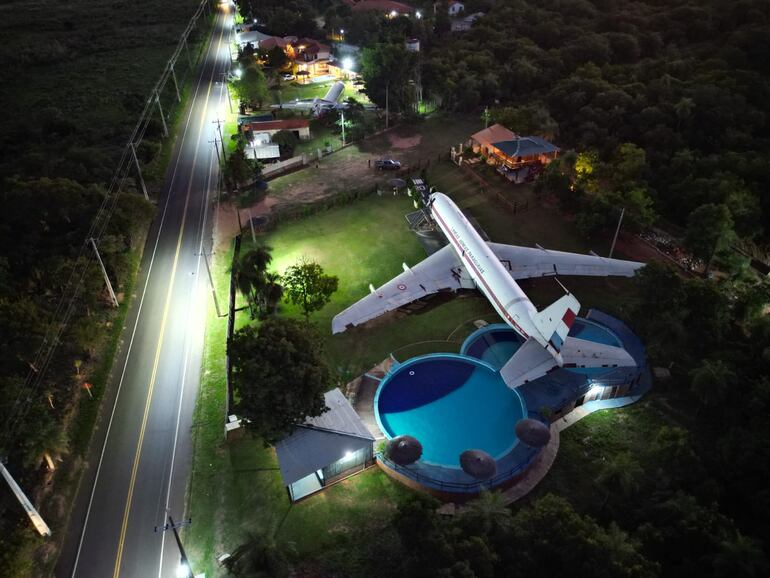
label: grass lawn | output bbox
[186,112,650,574]
[269,79,370,107]
[184,232,414,577]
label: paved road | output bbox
[56,6,232,578]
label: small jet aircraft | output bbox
[271,81,347,116]
[332,192,645,388]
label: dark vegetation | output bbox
[0,0,207,574]
[222,1,770,576]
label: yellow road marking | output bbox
[112,16,226,578]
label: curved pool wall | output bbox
[375,311,648,496]
[374,354,527,468]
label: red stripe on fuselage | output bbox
[432,202,530,339]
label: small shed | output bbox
[275,389,375,502]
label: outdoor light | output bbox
[342,57,353,71]
[234,68,242,79]
[416,10,422,19]
[390,10,398,17]
[340,28,345,35]
[176,563,191,578]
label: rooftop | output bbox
[275,389,375,485]
[470,123,515,146]
[245,118,310,131]
[492,135,560,158]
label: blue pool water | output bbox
[376,356,526,468]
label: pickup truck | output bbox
[375,158,401,170]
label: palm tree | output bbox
[714,531,768,578]
[457,490,512,539]
[595,452,643,509]
[232,246,273,317]
[690,359,734,408]
[260,272,283,316]
[224,526,296,578]
[22,409,69,470]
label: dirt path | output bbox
[214,114,484,247]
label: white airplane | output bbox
[271,81,347,116]
[332,192,645,388]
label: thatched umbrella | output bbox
[386,435,423,465]
[389,177,407,189]
[460,449,497,480]
[515,418,552,448]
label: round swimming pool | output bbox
[375,355,526,468]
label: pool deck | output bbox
[349,358,393,440]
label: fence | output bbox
[225,233,241,420]
[461,164,530,215]
[261,154,307,179]
[376,412,548,493]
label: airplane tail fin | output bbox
[532,293,580,354]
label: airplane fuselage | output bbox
[429,192,543,343]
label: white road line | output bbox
[156,66,223,578]
[70,15,222,578]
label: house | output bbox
[275,389,375,502]
[448,1,464,16]
[469,123,559,183]
[469,124,516,157]
[236,29,272,48]
[293,38,333,79]
[244,118,311,140]
[344,0,415,16]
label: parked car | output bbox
[375,158,401,170]
[281,73,295,81]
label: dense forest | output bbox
[0,0,204,573]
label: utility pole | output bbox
[201,250,223,318]
[222,72,234,113]
[169,61,182,102]
[90,238,119,308]
[156,515,194,578]
[212,119,227,161]
[129,142,149,201]
[155,91,169,137]
[609,207,625,259]
[385,82,389,129]
[210,138,223,164]
[0,460,51,537]
[246,209,256,244]
[340,108,345,146]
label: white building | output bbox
[448,1,464,16]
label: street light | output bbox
[341,57,353,72]
[416,10,422,19]
[176,562,192,578]
[234,68,242,79]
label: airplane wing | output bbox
[487,242,644,279]
[332,245,466,334]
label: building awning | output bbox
[275,389,374,486]
[492,136,560,158]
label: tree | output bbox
[360,42,418,112]
[690,359,735,408]
[233,63,269,110]
[223,524,297,578]
[713,531,769,578]
[232,246,273,317]
[282,258,338,322]
[595,452,644,508]
[230,318,330,443]
[684,203,734,275]
[260,271,283,315]
[456,490,512,540]
[271,129,298,157]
